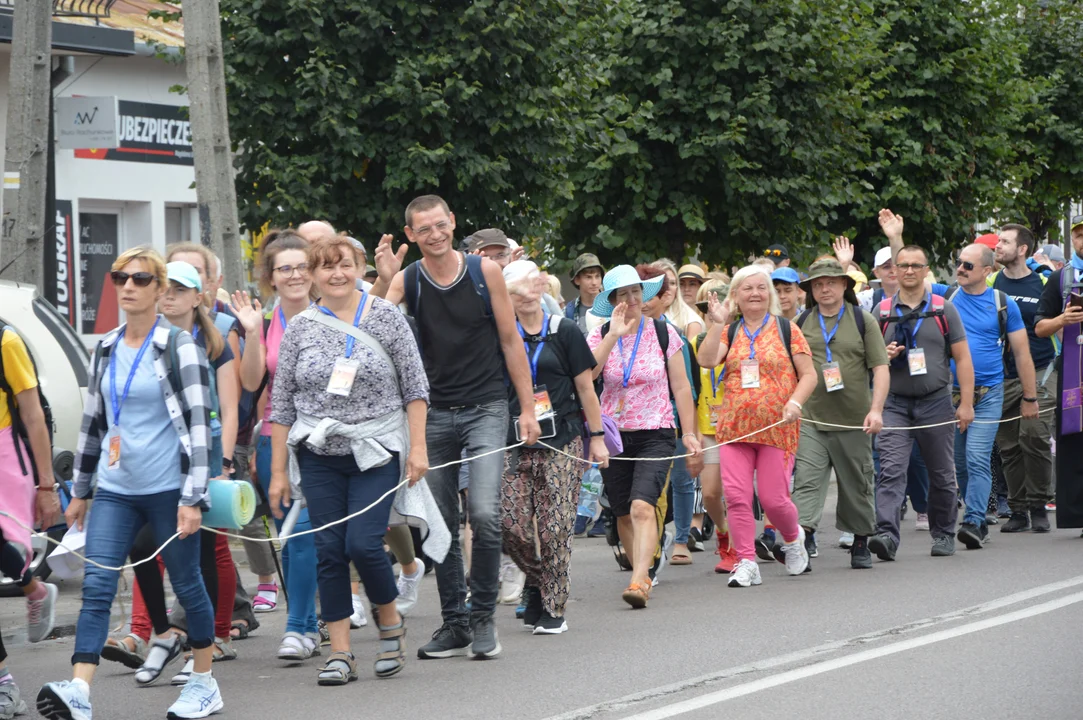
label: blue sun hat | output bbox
[166,261,203,291]
[591,264,665,318]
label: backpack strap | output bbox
[994,289,1008,346]
[0,325,25,476]
[777,316,794,364]
[878,296,894,334]
[464,254,493,318]
[654,318,669,358]
[161,325,185,399]
[852,303,866,337]
[403,261,421,317]
[795,309,813,328]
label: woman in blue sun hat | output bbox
[586,265,702,609]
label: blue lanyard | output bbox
[617,317,645,388]
[317,292,368,358]
[710,367,724,396]
[740,316,770,360]
[277,306,287,331]
[897,295,930,349]
[517,313,549,386]
[110,318,159,426]
[818,306,844,364]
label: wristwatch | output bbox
[1022,397,1038,403]
[589,430,606,437]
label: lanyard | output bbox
[818,306,844,363]
[740,316,770,360]
[277,306,287,331]
[110,318,159,426]
[317,292,368,358]
[710,367,724,396]
[517,313,549,386]
[617,317,645,388]
[897,296,930,348]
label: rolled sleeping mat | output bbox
[203,480,257,530]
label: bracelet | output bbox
[589,430,606,437]
[1022,397,1038,403]
[36,485,57,493]
[787,399,802,409]
[682,433,697,440]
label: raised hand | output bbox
[706,291,729,325]
[833,236,855,269]
[878,209,905,241]
[611,302,638,335]
[374,233,408,284]
[230,290,264,335]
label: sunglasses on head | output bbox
[764,249,783,257]
[111,271,156,288]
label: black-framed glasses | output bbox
[111,271,156,288]
[958,260,977,271]
[274,263,309,277]
[896,263,927,272]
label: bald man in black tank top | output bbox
[373,195,540,660]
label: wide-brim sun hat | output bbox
[591,264,665,318]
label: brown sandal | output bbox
[670,553,693,566]
[621,582,651,609]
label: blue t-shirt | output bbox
[96,341,182,496]
[950,287,1025,387]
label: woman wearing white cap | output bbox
[500,261,609,633]
[587,266,702,609]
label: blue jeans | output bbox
[955,383,1005,527]
[670,436,695,544]
[256,435,318,635]
[426,401,509,626]
[297,447,400,623]
[74,489,213,665]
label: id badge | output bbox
[614,393,626,420]
[822,362,844,392]
[108,433,121,471]
[908,347,928,376]
[740,359,760,389]
[533,385,554,419]
[709,404,723,425]
[326,357,360,396]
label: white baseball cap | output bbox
[874,247,893,268]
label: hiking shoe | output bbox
[1000,511,1030,533]
[957,523,985,550]
[1030,507,1051,533]
[868,533,897,561]
[36,680,92,720]
[997,496,1012,518]
[470,616,501,659]
[850,535,872,569]
[914,513,930,531]
[688,526,705,552]
[166,672,223,719]
[572,514,590,538]
[714,545,737,574]
[931,535,955,557]
[532,612,568,635]
[0,681,27,719]
[521,586,543,627]
[350,594,368,628]
[727,559,762,588]
[396,558,425,617]
[779,528,810,575]
[27,583,58,644]
[755,533,776,562]
[838,532,854,549]
[418,623,472,659]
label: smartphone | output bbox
[515,415,557,442]
[1071,292,1083,309]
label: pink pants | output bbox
[720,442,799,562]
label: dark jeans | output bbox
[297,447,400,623]
[425,401,509,626]
[74,489,213,665]
[875,392,958,546]
[873,437,930,514]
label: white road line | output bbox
[622,591,1083,720]
[543,574,1083,720]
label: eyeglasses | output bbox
[274,263,309,277]
[484,250,510,261]
[958,260,977,271]
[412,220,451,239]
[111,271,156,288]
[896,263,927,272]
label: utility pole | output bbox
[1,0,53,287]
[184,0,244,291]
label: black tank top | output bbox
[415,261,505,407]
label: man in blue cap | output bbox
[772,267,801,321]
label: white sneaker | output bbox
[350,594,368,628]
[838,532,854,549]
[171,657,195,686]
[497,557,525,605]
[781,527,810,575]
[396,558,425,617]
[0,681,28,719]
[36,679,92,720]
[27,583,58,643]
[727,559,762,588]
[915,513,930,531]
[166,672,223,719]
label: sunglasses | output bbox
[763,249,784,257]
[957,260,979,271]
[111,271,156,288]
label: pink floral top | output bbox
[587,318,683,431]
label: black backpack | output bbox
[0,325,55,479]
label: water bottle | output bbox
[577,464,603,519]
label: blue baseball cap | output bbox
[771,267,800,285]
[167,261,203,291]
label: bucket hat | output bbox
[570,253,604,280]
[800,258,859,308]
[591,265,665,318]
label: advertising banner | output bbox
[79,213,119,334]
[73,100,194,166]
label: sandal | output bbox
[670,553,693,566]
[101,633,147,669]
[374,621,406,679]
[135,636,182,686]
[230,620,251,641]
[213,637,237,661]
[252,583,278,613]
[317,651,357,686]
[277,631,320,662]
[621,582,651,609]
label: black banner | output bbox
[46,200,76,326]
[79,213,118,334]
[73,100,194,166]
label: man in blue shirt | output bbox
[992,225,1057,533]
[949,243,1038,549]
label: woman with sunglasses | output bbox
[269,234,430,683]
[37,247,222,720]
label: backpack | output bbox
[878,293,951,351]
[945,285,1008,347]
[211,310,262,436]
[403,254,492,319]
[0,326,55,479]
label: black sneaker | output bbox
[688,526,705,553]
[532,611,568,635]
[1030,507,1051,533]
[850,535,872,569]
[957,522,985,550]
[806,529,818,558]
[1001,511,1030,533]
[755,533,776,562]
[470,616,501,659]
[417,623,472,659]
[521,586,543,628]
[868,533,897,561]
[931,535,955,556]
[985,512,999,526]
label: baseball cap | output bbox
[167,261,203,291]
[570,253,604,279]
[771,267,800,285]
[1040,244,1066,263]
[975,233,999,249]
[874,247,893,268]
[469,228,510,251]
[1071,214,1083,231]
[764,244,789,261]
[678,264,706,282]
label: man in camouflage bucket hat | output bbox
[565,253,605,335]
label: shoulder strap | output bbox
[851,303,866,337]
[654,318,669,358]
[549,314,564,335]
[212,311,234,338]
[777,316,793,363]
[795,309,812,328]
[464,254,493,318]
[945,285,959,303]
[994,289,1008,343]
[726,321,738,347]
[873,287,884,307]
[929,294,950,340]
[564,300,576,320]
[404,261,421,317]
[162,326,185,398]
[299,307,400,394]
[0,326,23,476]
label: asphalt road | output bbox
[5,499,1083,720]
